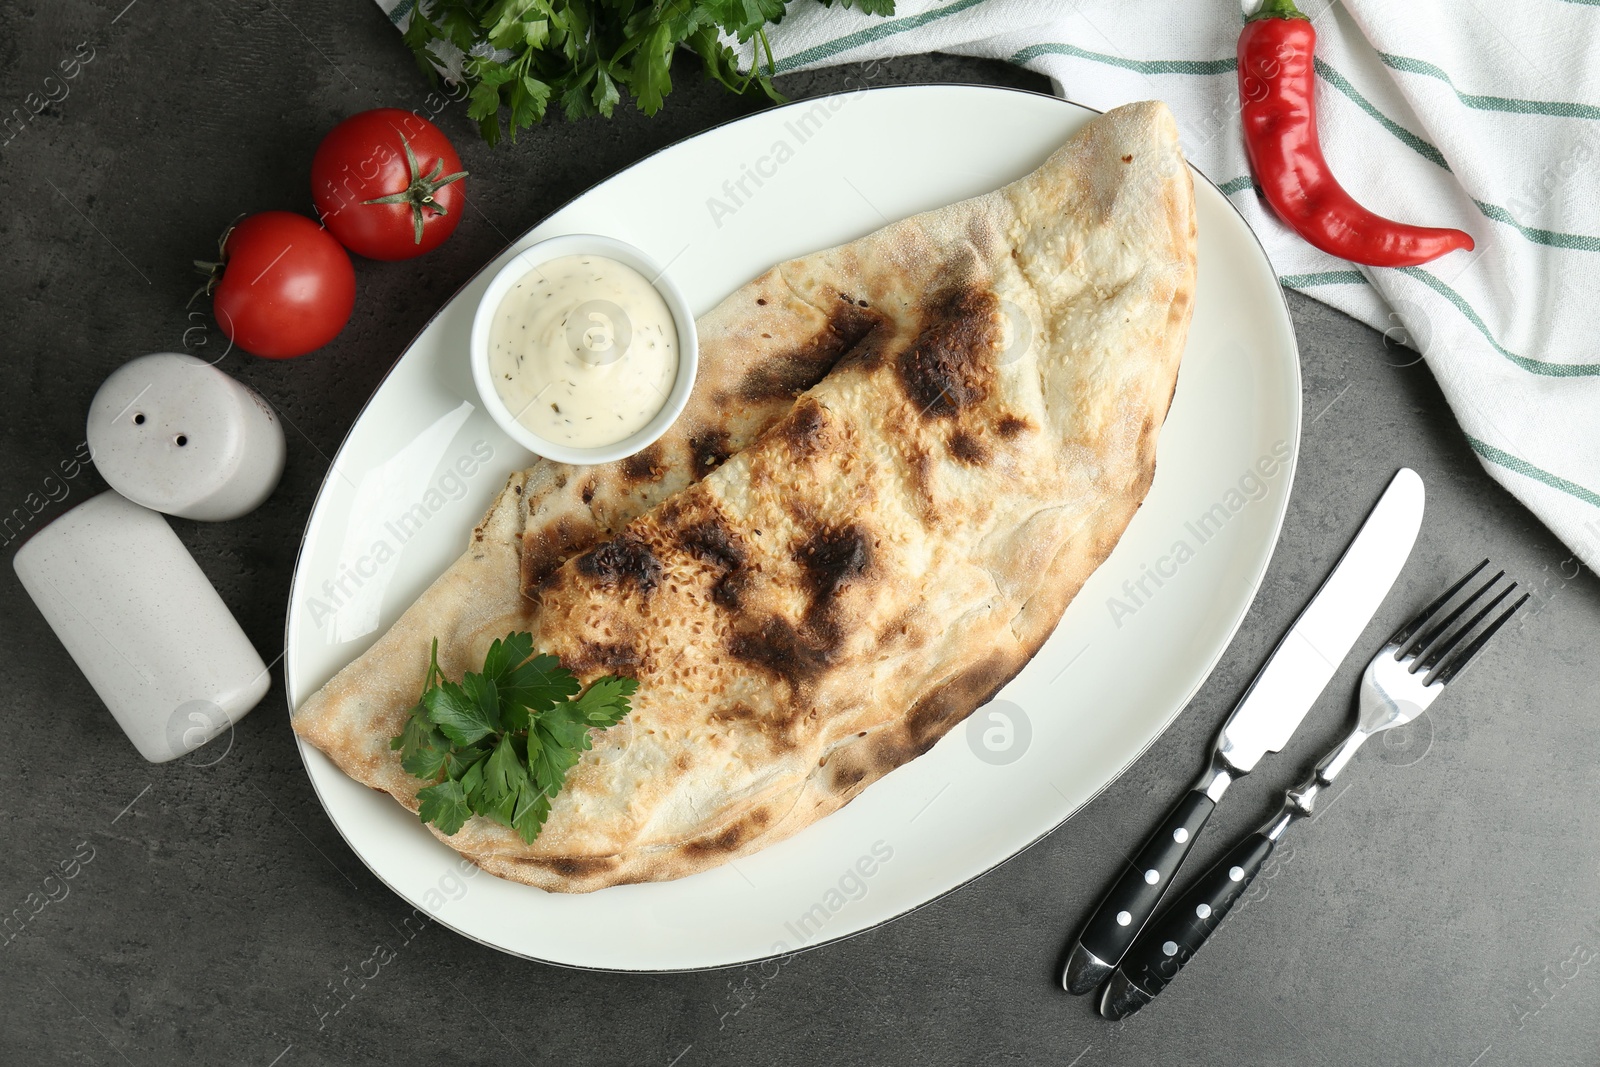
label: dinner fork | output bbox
[1100,560,1528,1019]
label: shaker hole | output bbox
[133,413,145,425]
[175,434,188,447]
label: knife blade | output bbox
[1061,467,1424,995]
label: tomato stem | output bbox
[187,212,240,303]
[362,132,468,244]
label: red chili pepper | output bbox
[1238,0,1474,267]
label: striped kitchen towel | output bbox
[377,0,1600,572]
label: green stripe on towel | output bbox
[1473,200,1600,252]
[1378,52,1600,121]
[1467,436,1600,509]
[1398,266,1600,376]
[1009,43,1237,76]
[1313,58,1451,169]
[1281,271,1368,287]
[772,0,990,74]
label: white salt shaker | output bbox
[87,352,286,521]
[12,490,270,762]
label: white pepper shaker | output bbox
[87,352,286,521]
[12,490,270,762]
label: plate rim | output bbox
[284,82,1302,973]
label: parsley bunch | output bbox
[392,633,638,843]
[400,0,896,144]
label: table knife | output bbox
[1061,467,1424,995]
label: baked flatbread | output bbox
[293,100,1197,892]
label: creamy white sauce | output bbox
[488,254,678,448]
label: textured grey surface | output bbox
[3,2,1598,1065]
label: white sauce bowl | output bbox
[470,233,699,465]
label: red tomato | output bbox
[211,212,356,359]
[311,108,468,260]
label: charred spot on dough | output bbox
[729,617,814,681]
[773,397,832,460]
[728,615,837,690]
[736,355,834,404]
[827,301,880,345]
[685,825,741,857]
[996,414,1033,439]
[949,429,989,465]
[653,494,690,528]
[896,287,1000,417]
[837,333,889,374]
[1122,154,1134,163]
[690,429,732,472]
[710,703,760,726]
[621,444,666,484]
[523,514,601,591]
[735,302,880,402]
[905,652,1016,754]
[580,479,596,505]
[816,736,881,796]
[720,701,798,752]
[861,733,918,779]
[712,570,752,611]
[575,534,662,595]
[528,854,619,879]
[678,517,748,615]
[674,514,753,609]
[829,761,868,793]
[680,518,745,572]
[794,525,871,612]
[567,640,642,674]
[683,815,760,857]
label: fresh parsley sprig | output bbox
[399,0,896,145]
[392,633,638,844]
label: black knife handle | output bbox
[1073,789,1216,975]
[1118,832,1276,1001]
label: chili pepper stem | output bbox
[1247,0,1308,20]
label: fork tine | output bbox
[1415,582,1516,674]
[1389,559,1489,656]
[1404,569,1506,661]
[1432,592,1530,686]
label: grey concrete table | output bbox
[3,3,1597,1065]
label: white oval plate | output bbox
[286,85,1300,972]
